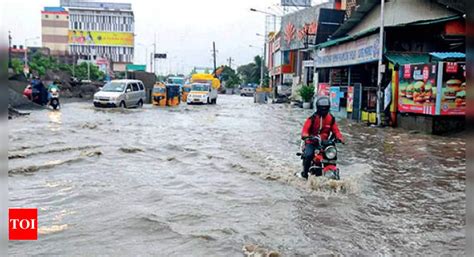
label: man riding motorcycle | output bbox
[298,96,344,179]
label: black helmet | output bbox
[316,96,330,116]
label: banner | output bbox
[347,86,353,112]
[68,30,134,46]
[398,63,438,115]
[439,62,465,115]
[330,87,340,112]
[384,82,392,110]
[318,83,329,97]
[315,33,380,68]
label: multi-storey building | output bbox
[41,7,69,56]
[42,0,135,72]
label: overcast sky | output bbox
[4,0,327,74]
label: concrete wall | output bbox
[397,113,465,135]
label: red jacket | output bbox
[301,114,344,142]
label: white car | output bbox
[93,79,146,108]
[187,83,217,104]
[240,87,255,97]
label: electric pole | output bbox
[8,31,12,69]
[227,57,235,68]
[376,0,385,126]
[212,41,217,74]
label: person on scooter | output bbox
[48,79,61,99]
[299,96,344,179]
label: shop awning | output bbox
[429,52,465,60]
[385,53,431,65]
[317,15,462,50]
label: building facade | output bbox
[41,0,135,72]
[41,7,69,56]
[312,0,465,133]
[277,2,345,100]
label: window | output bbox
[132,83,139,92]
[138,83,144,91]
[56,15,59,19]
[126,84,132,92]
[282,51,290,65]
[45,15,49,18]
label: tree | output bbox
[73,62,104,81]
[237,55,268,86]
[11,58,24,74]
[26,52,104,81]
[28,52,61,76]
[218,65,240,88]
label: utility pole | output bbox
[72,54,75,77]
[150,53,153,74]
[87,54,91,81]
[376,0,385,126]
[8,31,12,69]
[212,41,217,75]
[227,57,235,68]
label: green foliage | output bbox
[237,55,268,85]
[299,85,315,102]
[219,65,240,88]
[73,62,104,81]
[11,58,24,74]
[25,53,104,81]
[28,53,61,76]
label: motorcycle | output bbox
[296,135,341,180]
[49,88,60,110]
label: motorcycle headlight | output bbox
[324,146,337,160]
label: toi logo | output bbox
[9,208,38,240]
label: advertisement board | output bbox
[68,30,134,46]
[398,63,438,115]
[398,61,465,116]
[317,83,329,97]
[439,62,465,115]
[330,87,340,112]
[315,33,380,68]
[347,86,353,112]
[384,82,392,110]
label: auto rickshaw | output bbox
[181,84,192,102]
[152,82,181,106]
[166,84,180,106]
[152,82,166,106]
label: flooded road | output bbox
[9,95,465,256]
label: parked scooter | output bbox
[296,135,341,180]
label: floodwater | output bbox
[9,95,465,256]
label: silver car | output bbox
[93,79,146,108]
[240,87,255,97]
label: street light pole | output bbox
[24,36,40,74]
[376,0,385,126]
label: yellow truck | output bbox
[186,74,220,105]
